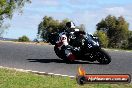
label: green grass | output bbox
[0,68,132,88]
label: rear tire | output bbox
[96,49,111,64]
[54,46,74,63]
[54,46,64,59]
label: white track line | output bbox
[103,48,132,53]
[0,66,75,78]
[114,50,119,51]
[126,51,131,53]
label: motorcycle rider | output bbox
[56,21,79,61]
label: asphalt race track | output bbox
[0,42,132,77]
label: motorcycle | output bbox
[49,31,111,64]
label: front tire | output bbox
[96,49,111,64]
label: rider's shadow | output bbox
[27,59,100,64]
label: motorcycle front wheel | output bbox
[96,49,111,64]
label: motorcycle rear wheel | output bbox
[54,46,64,59]
[54,46,74,63]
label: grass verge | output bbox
[0,68,132,88]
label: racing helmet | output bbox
[66,22,76,29]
